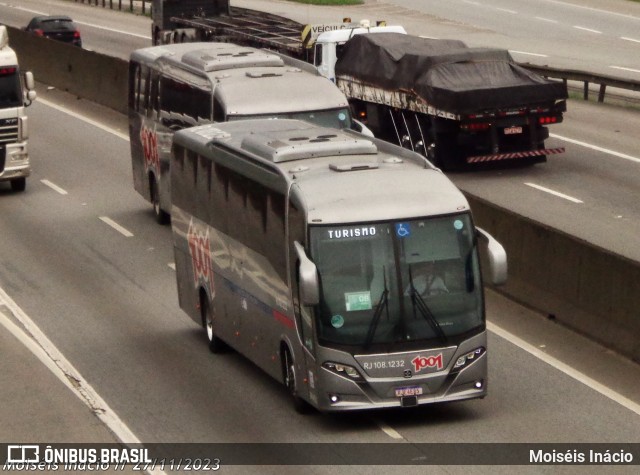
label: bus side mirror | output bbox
[476,227,507,286]
[294,241,319,306]
[351,119,374,137]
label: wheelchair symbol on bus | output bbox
[395,223,410,238]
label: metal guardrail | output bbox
[522,63,640,103]
[74,0,151,14]
[74,1,640,104]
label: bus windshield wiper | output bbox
[407,267,447,343]
[364,267,389,349]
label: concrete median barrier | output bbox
[6,26,639,363]
[7,26,128,114]
[467,193,640,363]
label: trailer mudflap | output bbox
[466,147,565,163]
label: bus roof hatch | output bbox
[240,130,378,163]
[181,48,284,72]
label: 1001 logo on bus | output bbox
[140,125,159,175]
[187,219,214,297]
[411,354,443,372]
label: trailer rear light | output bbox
[33,29,45,37]
[74,31,81,39]
[358,110,367,119]
[539,116,558,124]
[462,123,490,131]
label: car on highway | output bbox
[24,15,82,47]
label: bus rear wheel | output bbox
[282,347,310,414]
[149,179,169,225]
[202,296,225,354]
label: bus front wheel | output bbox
[282,346,310,414]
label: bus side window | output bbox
[227,169,249,245]
[246,182,268,255]
[181,150,198,213]
[128,62,139,111]
[140,66,149,115]
[150,71,160,120]
[211,163,229,235]
[265,191,286,282]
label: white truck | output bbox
[0,25,36,192]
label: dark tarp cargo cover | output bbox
[334,33,568,114]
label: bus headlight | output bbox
[453,347,485,371]
[322,362,364,382]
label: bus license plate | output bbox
[504,126,523,135]
[395,386,423,397]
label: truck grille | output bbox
[0,117,19,145]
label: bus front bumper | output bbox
[313,353,487,412]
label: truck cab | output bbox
[0,26,36,192]
[312,22,407,81]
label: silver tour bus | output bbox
[170,119,507,412]
[128,42,364,224]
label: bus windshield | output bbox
[309,214,483,351]
[229,107,353,130]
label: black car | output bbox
[25,15,82,47]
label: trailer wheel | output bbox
[10,178,26,192]
[282,346,310,414]
[426,141,439,167]
[202,293,225,354]
[149,178,170,225]
[432,132,461,171]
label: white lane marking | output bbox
[100,216,134,237]
[376,420,404,440]
[496,8,517,14]
[0,3,47,15]
[462,0,480,5]
[573,26,602,34]
[40,179,68,195]
[610,65,640,74]
[510,50,549,58]
[544,0,640,22]
[74,20,151,40]
[524,183,583,203]
[621,37,640,44]
[535,17,558,23]
[488,321,640,417]
[38,97,129,141]
[168,262,176,271]
[0,287,165,475]
[551,133,640,164]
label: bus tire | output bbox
[10,178,26,192]
[149,178,170,225]
[202,295,225,354]
[282,346,310,414]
